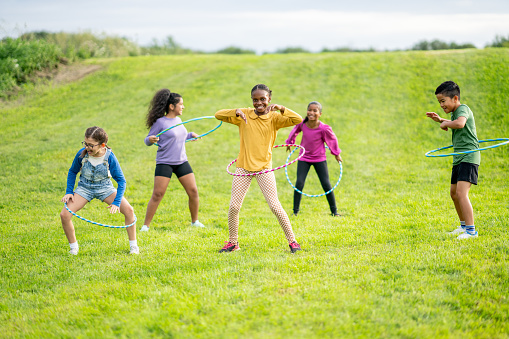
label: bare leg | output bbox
[143,176,171,227]
[450,184,464,222]
[103,193,137,240]
[60,194,89,243]
[455,181,473,225]
[178,173,199,222]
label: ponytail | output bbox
[146,89,183,128]
[303,101,322,124]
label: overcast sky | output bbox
[2,0,509,53]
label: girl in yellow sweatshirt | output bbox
[215,84,303,253]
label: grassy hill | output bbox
[1,49,508,338]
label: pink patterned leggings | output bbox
[227,167,296,244]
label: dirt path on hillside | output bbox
[51,63,103,85]
[1,63,103,103]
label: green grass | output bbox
[1,49,509,338]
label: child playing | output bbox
[60,126,139,255]
[215,84,303,253]
[426,81,480,239]
[141,89,204,231]
[285,101,342,216]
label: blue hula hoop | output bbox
[64,203,137,229]
[285,146,343,198]
[425,138,509,157]
[154,116,222,146]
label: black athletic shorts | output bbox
[451,162,479,185]
[155,162,193,179]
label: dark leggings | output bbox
[293,160,337,214]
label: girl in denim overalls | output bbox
[60,126,138,255]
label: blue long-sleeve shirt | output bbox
[65,148,126,207]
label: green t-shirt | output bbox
[451,104,480,166]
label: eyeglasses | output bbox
[82,141,101,148]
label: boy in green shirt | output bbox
[426,81,480,239]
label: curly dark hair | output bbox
[251,84,272,97]
[146,89,183,128]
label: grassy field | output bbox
[1,49,508,338]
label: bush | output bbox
[411,39,476,50]
[215,46,256,54]
[140,36,196,55]
[486,35,509,48]
[20,31,141,59]
[0,37,63,96]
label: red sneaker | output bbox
[289,241,301,253]
[219,241,240,253]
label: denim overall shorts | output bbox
[74,149,116,202]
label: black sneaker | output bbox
[219,241,240,252]
[331,212,341,217]
[289,241,301,253]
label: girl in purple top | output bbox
[285,101,342,216]
[141,89,204,231]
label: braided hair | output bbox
[251,84,272,97]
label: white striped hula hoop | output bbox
[285,145,343,197]
[226,144,305,176]
[154,116,222,146]
[425,138,509,157]
[64,203,137,229]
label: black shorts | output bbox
[155,162,193,179]
[451,162,479,185]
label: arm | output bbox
[65,150,83,194]
[186,132,200,141]
[108,153,126,208]
[145,122,161,146]
[272,106,303,129]
[441,116,467,130]
[285,123,303,145]
[215,109,244,126]
[323,126,342,162]
[62,150,83,203]
[426,112,466,131]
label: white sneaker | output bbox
[130,245,140,254]
[457,231,478,240]
[448,227,466,235]
[69,248,79,255]
[140,225,150,232]
[191,220,205,228]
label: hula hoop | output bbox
[64,203,137,229]
[226,144,305,176]
[285,145,343,197]
[425,138,509,157]
[154,116,222,146]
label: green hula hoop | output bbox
[154,116,222,146]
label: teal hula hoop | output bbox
[64,203,137,229]
[285,145,343,198]
[154,116,222,146]
[425,138,509,157]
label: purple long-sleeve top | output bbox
[285,121,341,163]
[145,116,194,165]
